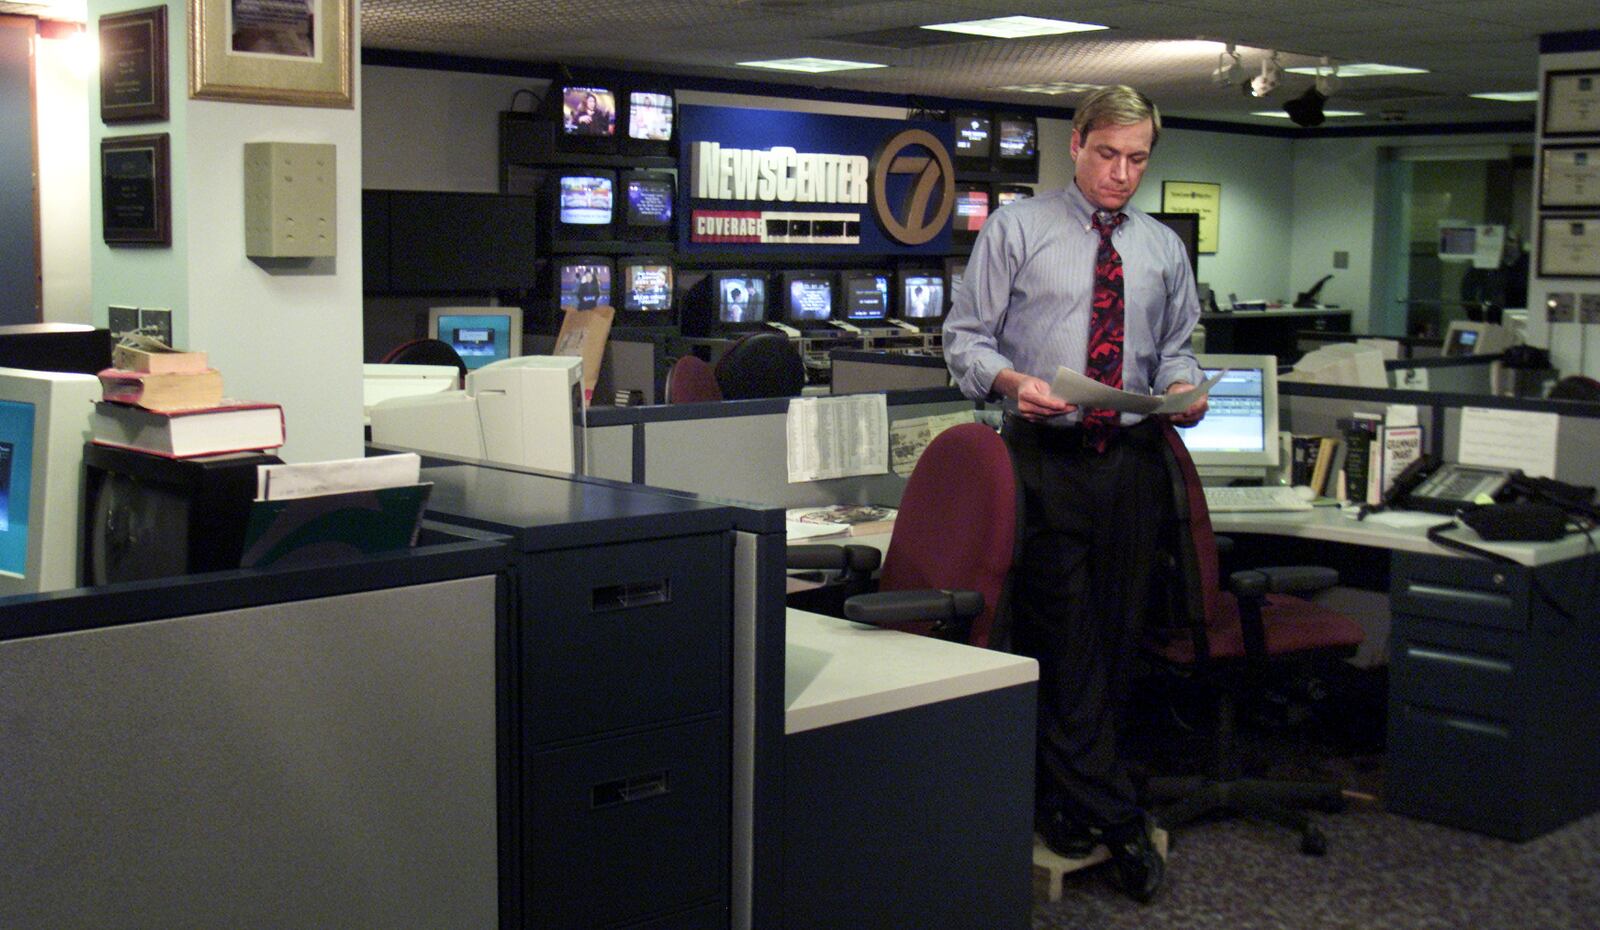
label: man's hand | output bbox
[1164,382,1208,426]
[995,369,1075,421]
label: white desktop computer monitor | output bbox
[1177,354,1280,481]
[428,306,524,371]
[1442,320,1512,357]
[0,368,101,596]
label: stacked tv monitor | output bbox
[947,110,1038,175]
[554,257,615,313]
[616,258,676,328]
[544,81,677,157]
[682,270,769,336]
[549,169,615,243]
[952,183,992,243]
[778,270,837,332]
[840,270,891,325]
[897,268,947,327]
[994,184,1034,208]
[996,113,1039,173]
[619,169,674,241]
[950,110,994,171]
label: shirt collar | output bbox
[1064,182,1126,233]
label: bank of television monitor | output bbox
[996,114,1038,169]
[428,306,525,370]
[897,269,946,324]
[555,257,614,313]
[617,258,676,327]
[622,87,675,156]
[552,170,616,242]
[950,110,993,169]
[712,270,768,330]
[1150,212,1201,278]
[953,183,991,242]
[1178,354,1280,476]
[620,169,675,241]
[558,84,618,153]
[779,270,836,331]
[0,368,100,597]
[995,184,1033,208]
[840,270,890,324]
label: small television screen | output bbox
[951,111,993,160]
[953,185,991,236]
[561,85,617,137]
[716,273,767,325]
[995,184,1033,207]
[900,272,945,321]
[627,90,675,142]
[841,272,890,323]
[559,174,614,226]
[1446,327,1480,356]
[782,272,835,326]
[620,262,675,315]
[623,172,674,228]
[997,116,1038,161]
[430,309,522,370]
[558,260,613,312]
[0,399,35,577]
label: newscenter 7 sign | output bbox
[678,104,954,254]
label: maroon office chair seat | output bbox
[1143,420,1364,855]
[664,354,722,404]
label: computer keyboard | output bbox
[1203,485,1314,513]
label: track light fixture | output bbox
[1284,86,1327,127]
[1212,43,1242,87]
[1249,51,1283,98]
[1314,56,1341,97]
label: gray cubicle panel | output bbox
[0,529,512,929]
[829,349,951,395]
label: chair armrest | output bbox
[1227,565,1340,599]
[1214,535,1235,556]
[787,543,882,575]
[842,588,984,641]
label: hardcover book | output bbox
[90,400,285,458]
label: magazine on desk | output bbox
[785,504,897,539]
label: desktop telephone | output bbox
[1371,456,1598,550]
[1380,456,1514,514]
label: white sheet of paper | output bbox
[1458,407,1559,478]
[786,394,889,483]
[1048,366,1227,414]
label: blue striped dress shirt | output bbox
[943,182,1203,425]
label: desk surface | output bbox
[1211,505,1599,567]
[1201,308,1354,320]
[785,608,1036,735]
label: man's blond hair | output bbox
[1073,85,1161,148]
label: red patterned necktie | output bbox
[1083,210,1126,452]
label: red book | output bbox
[89,400,285,458]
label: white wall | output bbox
[36,30,91,323]
[363,66,544,192]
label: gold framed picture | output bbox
[1161,181,1221,253]
[189,0,352,108]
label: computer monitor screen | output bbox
[715,273,767,325]
[627,90,674,142]
[951,111,993,160]
[558,173,614,226]
[558,260,613,312]
[0,368,100,596]
[841,272,890,323]
[995,185,1033,208]
[620,261,674,315]
[561,85,617,137]
[1447,328,1479,355]
[900,272,945,321]
[0,399,35,578]
[953,185,991,236]
[997,116,1038,161]
[428,307,524,371]
[782,272,835,327]
[1177,354,1280,473]
[623,172,674,227]
[1438,226,1476,258]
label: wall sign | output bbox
[678,105,953,254]
[1161,180,1221,253]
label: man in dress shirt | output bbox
[943,85,1208,903]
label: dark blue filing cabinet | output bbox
[1386,549,1600,840]
[420,462,750,929]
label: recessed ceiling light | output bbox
[1252,109,1365,119]
[922,16,1107,39]
[995,81,1105,96]
[1285,63,1427,78]
[1470,90,1539,102]
[736,57,887,74]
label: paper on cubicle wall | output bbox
[1048,366,1226,415]
[786,394,889,482]
[1458,407,1559,478]
[890,410,975,476]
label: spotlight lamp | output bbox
[1213,43,1242,87]
[1250,51,1283,98]
[1315,56,1341,97]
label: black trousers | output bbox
[1002,415,1173,828]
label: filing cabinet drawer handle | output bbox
[1406,703,1511,739]
[1402,582,1514,611]
[592,770,671,808]
[1405,645,1513,675]
[592,579,673,612]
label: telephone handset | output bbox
[1382,455,1515,514]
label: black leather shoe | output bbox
[1037,811,1097,859]
[1103,813,1165,904]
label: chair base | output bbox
[1031,827,1169,903]
[1148,775,1346,856]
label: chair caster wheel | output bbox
[1300,827,1327,856]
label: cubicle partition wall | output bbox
[0,528,513,929]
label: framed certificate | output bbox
[1538,215,1600,278]
[99,6,168,123]
[1161,180,1220,253]
[1543,69,1600,136]
[101,133,171,246]
[1541,145,1600,209]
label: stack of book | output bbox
[92,339,285,458]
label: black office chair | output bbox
[714,331,805,400]
[381,338,468,385]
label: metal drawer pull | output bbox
[591,579,672,611]
[1403,582,1513,611]
[1407,704,1511,739]
[592,771,671,808]
[1406,645,1512,675]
